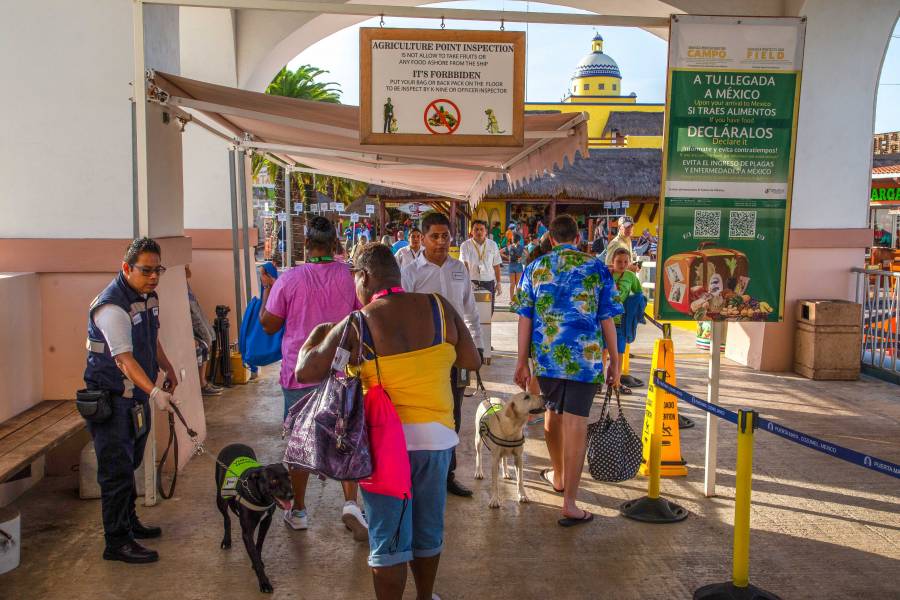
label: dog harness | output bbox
[220,456,275,512]
[478,401,525,449]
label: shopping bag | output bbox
[282,315,372,481]
[238,263,283,367]
[586,386,642,482]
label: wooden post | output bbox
[549,200,557,222]
[450,199,458,239]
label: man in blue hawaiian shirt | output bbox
[512,214,621,527]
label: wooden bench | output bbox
[0,401,85,484]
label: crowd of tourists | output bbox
[79,210,648,599]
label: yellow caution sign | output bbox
[639,338,688,477]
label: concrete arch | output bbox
[236,0,691,92]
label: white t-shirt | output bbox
[93,304,134,356]
[459,238,502,282]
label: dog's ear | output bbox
[504,400,519,418]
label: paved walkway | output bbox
[2,313,899,599]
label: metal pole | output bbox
[132,0,149,237]
[284,166,293,268]
[237,150,253,303]
[732,410,756,588]
[228,149,243,326]
[704,321,724,497]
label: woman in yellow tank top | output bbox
[297,243,480,600]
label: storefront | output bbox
[869,161,900,270]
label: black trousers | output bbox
[472,279,496,315]
[448,368,465,480]
[86,396,151,548]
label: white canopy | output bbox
[147,71,588,206]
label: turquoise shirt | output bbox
[512,244,622,383]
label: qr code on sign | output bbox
[693,210,721,238]
[728,210,757,238]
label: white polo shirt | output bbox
[401,253,484,349]
[459,238,502,282]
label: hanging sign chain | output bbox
[500,18,505,31]
[379,13,384,27]
[441,16,446,29]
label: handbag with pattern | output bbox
[587,386,642,482]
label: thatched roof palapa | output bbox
[602,112,664,137]
[367,149,662,203]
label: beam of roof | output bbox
[145,0,671,28]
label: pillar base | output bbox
[620,496,689,523]
[694,582,781,600]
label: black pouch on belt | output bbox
[76,389,112,423]
[130,402,148,437]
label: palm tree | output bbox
[251,65,367,263]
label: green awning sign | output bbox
[871,188,899,201]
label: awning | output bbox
[147,71,588,207]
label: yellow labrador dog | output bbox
[473,391,545,508]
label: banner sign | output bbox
[655,15,805,322]
[359,28,525,147]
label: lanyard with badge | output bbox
[474,241,490,278]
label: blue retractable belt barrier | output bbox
[653,377,900,481]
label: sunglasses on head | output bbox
[131,264,167,276]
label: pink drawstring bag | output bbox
[359,381,411,499]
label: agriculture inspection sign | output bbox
[655,15,805,323]
[360,28,525,146]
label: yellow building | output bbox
[473,33,665,236]
[526,32,664,149]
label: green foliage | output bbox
[253,65,365,208]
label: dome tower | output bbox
[568,33,623,100]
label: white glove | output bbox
[150,387,178,413]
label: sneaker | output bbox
[249,371,259,381]
[283,508,308,530]
[341,501,369,542]
[201,384,223,396]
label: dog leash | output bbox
[157,404,234,499]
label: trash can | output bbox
[794,300,861,380]
[0,506,20,575]
[474,290,492,365]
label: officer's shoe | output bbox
[102,540,159,564]
[132,519,162,539]
[447,475,473,497]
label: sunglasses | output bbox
[131,265,167,276]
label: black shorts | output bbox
[537,377,598,418]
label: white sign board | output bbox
[366,204,376,215]
[331,202,341,212]
[350,213,360,223]
[277,212,287,222]
[319,202,329,212]
[360,28,525,146]
[293,202,303,213]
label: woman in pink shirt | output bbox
[259,216,366,540]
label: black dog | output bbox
[215,443,294,593]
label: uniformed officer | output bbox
[83,237,179,563]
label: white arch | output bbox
[237,0,690,92]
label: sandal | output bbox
[539,468,564,493]
[618,385,633,395]
[558,510,594,528]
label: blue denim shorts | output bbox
[360,448,452,568]
[282,386,314,420]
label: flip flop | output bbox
[619,385,633,395]
[539,468,564,493]
[558,510,594,528]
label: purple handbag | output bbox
[282,315,372,481]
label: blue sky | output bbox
[290,4,899,132]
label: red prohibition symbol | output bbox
[424,99,461,134]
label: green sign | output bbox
[655,15,806,323]
[871,188,900,201]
